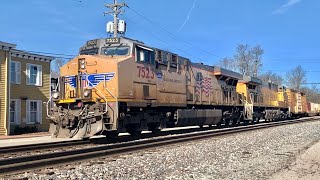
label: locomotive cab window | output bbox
[136,45,155,65]
[101,46,130,56]
[80,48,99,55]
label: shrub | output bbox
[13,126,38,135]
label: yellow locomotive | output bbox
[50,36,311,139]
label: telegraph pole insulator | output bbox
[105,0,127,38]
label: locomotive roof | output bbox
[191,63,243,80]
[191,62,215,71]
[240,75,262,85]
[213,66,243,80]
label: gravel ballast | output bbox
[8,119,320,180]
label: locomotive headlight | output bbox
[79,59,86,69]
[83,89,91,98]
[52,91,60,99]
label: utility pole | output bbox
[105,0,127,38]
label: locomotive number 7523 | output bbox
[137,66,155,79]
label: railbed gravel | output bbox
[7,119,320,180]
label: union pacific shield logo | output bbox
[65,73,115,88]
[64,76,77,88]
[86,73,115,87]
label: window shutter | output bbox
[16,100,21,124]
[38,100,42,124]
[16,62,21,84]
[26,100,30,123]
[38,65,42,86]
[26,63,30,85]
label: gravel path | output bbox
[7,120,320,180]
[271,137,320,180]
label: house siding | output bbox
[0,50,8,135]
[10,57,51,132]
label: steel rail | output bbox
[0,139,89,154]
[0,126,230,155]
[0,117,318,176]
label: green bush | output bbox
[13,126,38,135]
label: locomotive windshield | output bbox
[80,48,99,55]
[101,46,129,56]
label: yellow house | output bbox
[0,41,54,135]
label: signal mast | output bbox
[105,0,127,38]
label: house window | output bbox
[10,61,21,84]
[10,99,21,124]
[26,100,42,124]
[27,64,42,86]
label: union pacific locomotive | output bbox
[48,37,311,139]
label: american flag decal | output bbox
[64,76,77,88]
[196,77,213,97]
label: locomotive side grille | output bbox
[143,85,149,99]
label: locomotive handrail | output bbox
[104,86,118,123]
[46,77,60,118]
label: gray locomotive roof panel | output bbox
[213,67,243,80]
[190,64,243,80]
[191,63,215,72]
[240,75,262,85]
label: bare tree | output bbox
[218,57,236,71]
[301,85,320,103]
[250,45,264,77]
[233,44,264,77]
[51,59,67,78]
[259,71,283,85]
[285,65,307,90]
[234,44,252,76]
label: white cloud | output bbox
[272,0,302,14]
[178,0,197,32]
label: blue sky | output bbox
[0,0,319,84]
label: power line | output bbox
[122,14,205,62]
[265,60,320,63]
[126,6,221,59]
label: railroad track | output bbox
[0,117,318,176]
[0,126,220,158]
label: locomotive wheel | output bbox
[232,118,238,126]
[128,129,142,136]
[216,122,222,129]
[251,117,256,124]
[104,131,119,138]
[148,123,162,133]
[225,119,230,127]
[244,120,249,125]
[149,127,161,133]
